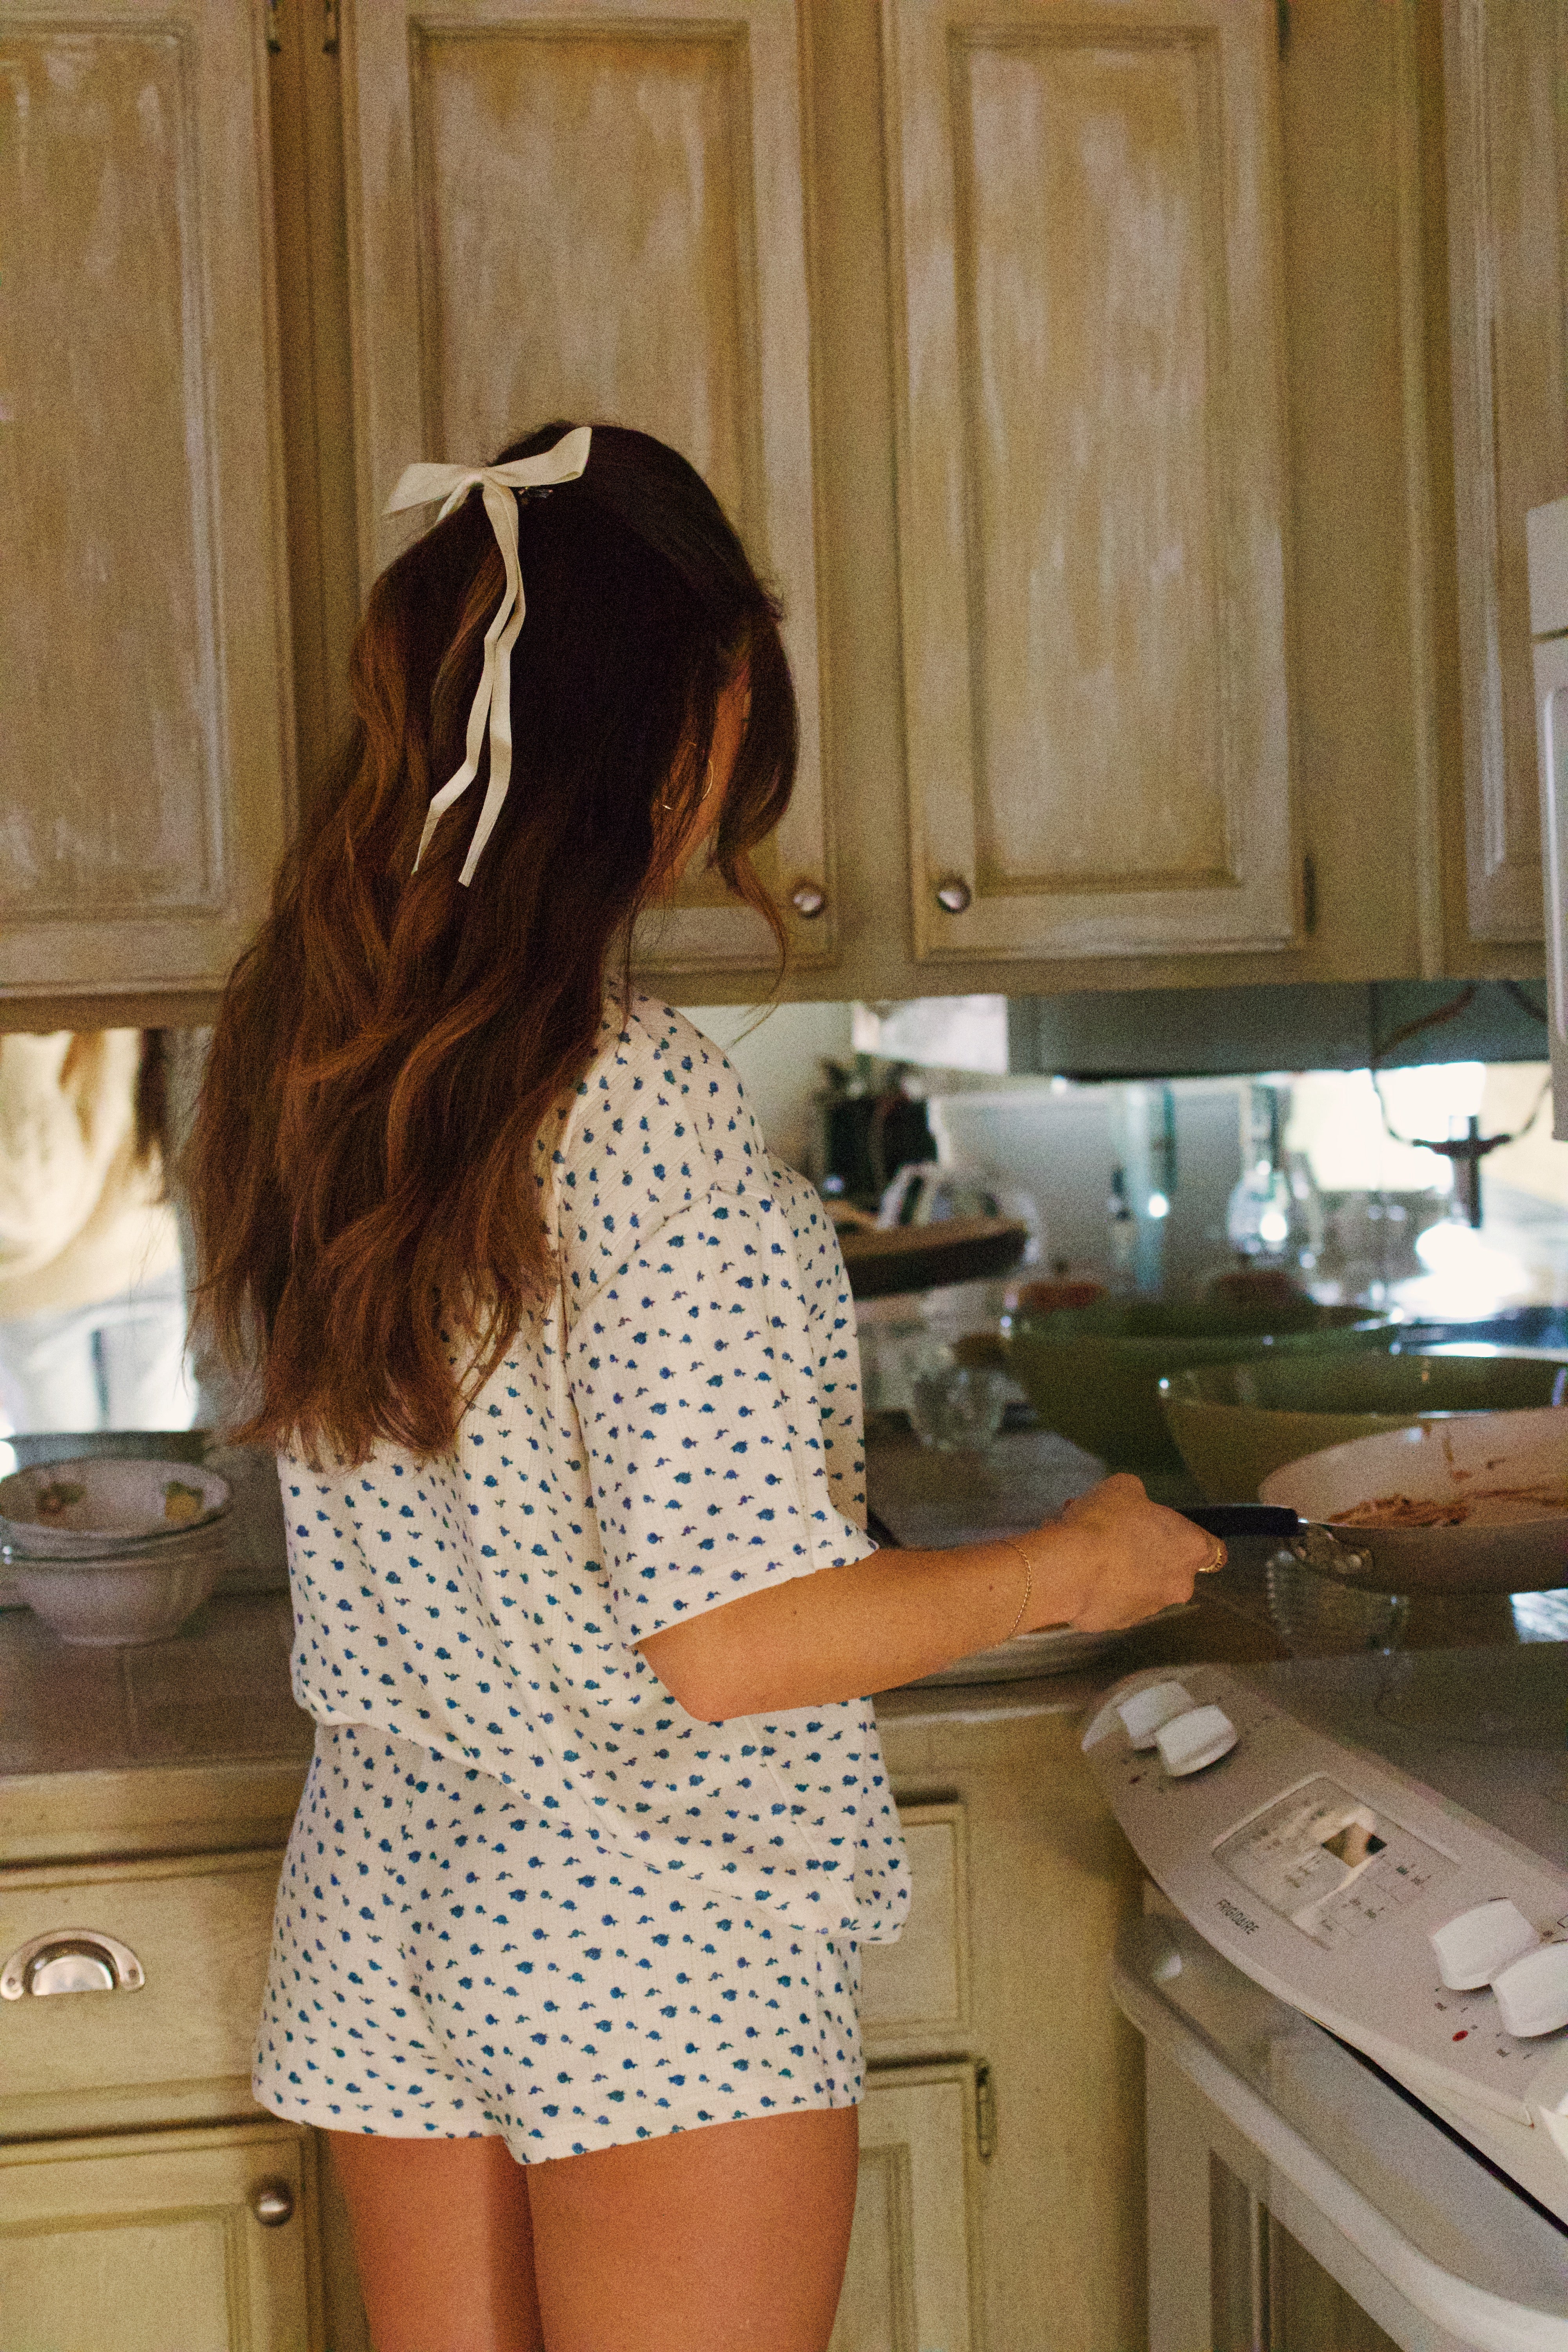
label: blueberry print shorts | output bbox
[253,1723,864,2163]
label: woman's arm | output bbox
[637,1474,1211,1721]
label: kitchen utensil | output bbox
[1159,1348,1568,1502]
[1003,1298,1395,1475]
[0,1433,218,1610]
[0,1457,231,1558]
[907,1365,1011,1453]
[1174,1405,1568,1591]
[1262,1555,1406,1655]
[838,1216,1030,1299]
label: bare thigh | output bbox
[329,2106,859,2352]
[327,2132,543,2352]
[529,2106,860,2352]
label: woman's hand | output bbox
[1025,1472,1216,1633]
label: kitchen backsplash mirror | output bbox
[3,1009,1566,1440]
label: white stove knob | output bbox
[1156,1704,1238,1778]
[1430,1899,1539,1992]
[1491,1942,1568,2038]
[1117,1681,1196,1750]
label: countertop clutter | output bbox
[2,1417,1549,1810]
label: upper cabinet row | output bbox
[2,0,1563,1014]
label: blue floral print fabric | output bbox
[278,998,909,1944]
[254,1722,864,2160]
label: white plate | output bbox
[907,1623,1129,1686]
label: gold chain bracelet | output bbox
[995,1536,1034,1641]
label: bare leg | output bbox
[528,2105,860,2352]
[326,2131,544,2352]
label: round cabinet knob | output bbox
[1430,1898,1539,1992]
[251,2181,296,2228]
[1116,1681,1196,1752]
[934,877,972,914]
[1490,1942,1568,2039]
[789,880,827,920]
[1155,1704,1238,1778]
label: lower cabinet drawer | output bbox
[0,1849,283,2137]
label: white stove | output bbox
[1086,1642,1568,2351]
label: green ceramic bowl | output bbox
[1159,1347,1568,1501]
[1002,1299,1394,1477]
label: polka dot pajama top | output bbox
[253,998,910,2161]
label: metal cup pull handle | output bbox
[251,2181,296,2228]
[1,1929,145,2000]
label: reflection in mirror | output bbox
[0,1029,197,1441]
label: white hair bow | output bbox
[385,424,592,886]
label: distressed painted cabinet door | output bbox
[829,2063,982,2352]
[341,0,833,975]
[0,2122,318,2352]
[1444,0,1568,945]
[0,5,293,1002]
[882,0,1295,965]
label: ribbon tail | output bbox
[457,581,526,888]
[412,486,521,875]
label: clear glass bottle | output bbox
[1107,1164,1138,1292]
[1225,1082,1323,1274]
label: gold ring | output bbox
[1201,1536,1228,1574]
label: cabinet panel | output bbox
[0,1848,281,2137]
[884,0,1294,962]
[1444,0,1568,943]
[0,4,292,998]
[831,2064,981,2352]
[880,1703,1149,2352]
[343,0,833,971]
[0,2122,317,2352]
[861,1804,969,2048]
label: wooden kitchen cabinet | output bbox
[338,0,837,976]
[0,2,294,1011]
[876,1696,1150,2352]
[7,0,1550,1025]
[832,2063,985,2352]
[881,0,1296,966]
[0,1794,369,2352]
[0,1678,1140,2352]
[1441,0,1568,950]
[804,0,1498,1000]
[0,2122,320,2352]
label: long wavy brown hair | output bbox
[186,422,795,1467]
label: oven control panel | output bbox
[1083,1665,1568,2138]
[1216,1775,1454,1947]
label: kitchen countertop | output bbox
[5,1412,1559,1860]
[0,1567,1289,1862]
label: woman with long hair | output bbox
[188,420,1214,2352]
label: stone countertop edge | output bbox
[0,1579,1286,1864]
